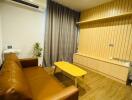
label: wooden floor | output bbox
[45,67,132,100]
[78,70,132,100]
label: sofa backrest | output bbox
[0,56,32,100]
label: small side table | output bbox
[54,61,87,87]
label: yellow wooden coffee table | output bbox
[54,61,87,87]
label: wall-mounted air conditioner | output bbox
[5,0,46,12]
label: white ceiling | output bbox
[53,0,113,11]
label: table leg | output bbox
[82,75,85,85]
[82,75,84,78]
[82,75,85,82]
[54,66,57,75]
[75,78,78,87]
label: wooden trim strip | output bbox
[76,12,132,24]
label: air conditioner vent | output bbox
[5,0,46,12]
[12,0,39,8]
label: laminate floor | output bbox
[54,68,132,100]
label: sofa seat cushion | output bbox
[23,67,64,100]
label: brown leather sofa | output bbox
[0,53,78,100]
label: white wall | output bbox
[0,5,2,65]
[1,2,45,64]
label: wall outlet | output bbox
[109,44,114,47]
[7,45,12,49]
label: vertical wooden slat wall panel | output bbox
[78,0,132,62]
[74,0,132,83]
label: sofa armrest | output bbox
[19,58,38,68]
[46,86,79,100]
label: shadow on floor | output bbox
[54,72,88,96]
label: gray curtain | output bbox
[43,0,80,67]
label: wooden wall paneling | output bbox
[118,18,125,60]
[126,17,132,60]
[115,18,121,59]
[110,0,120,57]
[74,0,132,83]
[88,25,92,55]
[120,2,130,59]
[97,22,101,57]
[113,17,118,59]
[121,16,129,60]
[104,20,109,58]
[78,0,132,61]
[94,23,98,56]
[125,0,132,60]
[129,19,132,60]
